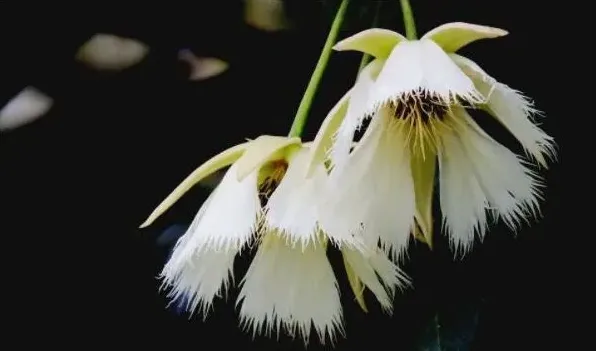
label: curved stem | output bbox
[399,0,418,40]
[288,0,350,138]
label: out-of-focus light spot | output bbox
[0,87,53,131]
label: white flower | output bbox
[141,136,407,344]
[308,23,556,255]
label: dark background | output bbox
[0,0,581,349]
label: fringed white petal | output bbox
[159,162,260,316]
[161,243,237,317]
[487,84,556,167]
[437,125,488,253]
[330,59,384,171]
[368,39,483,115]
[342,247,409,313]
[173,163,260,264]
[438,109,542,255]
[265,148,328,247]
[450,54,556,167]
[321,109,416,260]
[237,234,343,345]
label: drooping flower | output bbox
[308,23,556,256]
[313,92,418,261]
[141,135,407,344]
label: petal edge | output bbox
[140,142,249,228]
[421,22,508,52]
[305,90,351,177]
[334,28,406,59]
[235,135,301,181]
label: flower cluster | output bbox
[141,22,555,345]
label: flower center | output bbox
[387,93,455,155]
[390,93,449,123]
[258,160,288,206]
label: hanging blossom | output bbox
[140,135,407,344]
[307,22,556,257]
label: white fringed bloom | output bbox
[308,22,556,256]
[141,136,407,344]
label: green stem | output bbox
[357,1,383,72]
[288,0,350,138]
[399,0,418,40]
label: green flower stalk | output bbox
[399,0,418,40]
[288,0,350,138]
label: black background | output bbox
[0,1,583,349]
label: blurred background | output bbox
[0,0,576,349]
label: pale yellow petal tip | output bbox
[344,259,368,312]
[413,224,433,250]
[136,142,249,230]
[139,212,159,228]
[492,27,509,37]
[425,22,508,38]
[235,135,301,181]
[138,208,165,229]
[414,233,433,250]
[333,28,402,49]
[139,219,151,229]
[422,22,509,52]
[355,294,369,313]
[333,28,406,59]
